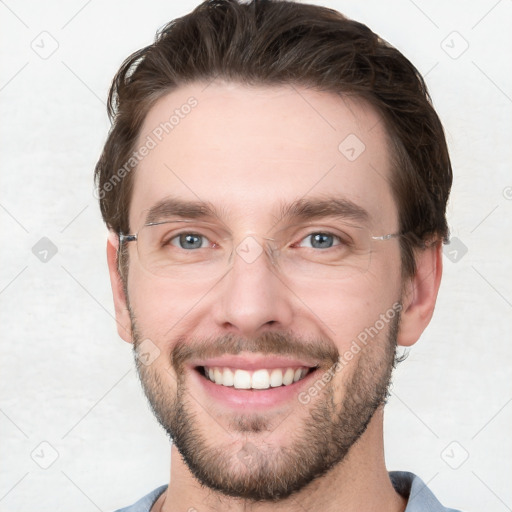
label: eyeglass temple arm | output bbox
[371,233,401,241]
[119,233,137,244]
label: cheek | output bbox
[292,269,401,349]
[126,269,213,342]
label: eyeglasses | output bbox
[119,219,401,281]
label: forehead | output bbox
[130,81,397,231]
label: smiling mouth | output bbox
[196,365,317,390]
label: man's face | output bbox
[121,82,404,500]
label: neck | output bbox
[156,408,406,512]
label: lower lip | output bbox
[190,367,318,410]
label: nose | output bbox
[211,236,294,337]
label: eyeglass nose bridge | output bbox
[231,235,281,268]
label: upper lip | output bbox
[191,353,319,371]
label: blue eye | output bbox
[170,233,209,250]
[299,233,340,249]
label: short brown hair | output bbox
[95,0,452,278]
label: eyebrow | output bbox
[145,197,220,225]
[275,197,369,226]
[144,196,369,227]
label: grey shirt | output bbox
[113,471,463,511]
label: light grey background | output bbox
[1,1,511,511]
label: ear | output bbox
[397,241,443,347]
[106,231,133,343]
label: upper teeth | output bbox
[204,366,309,390]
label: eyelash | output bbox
[294,232,343,249]
[165,231,347,250]
[168,232,213,249]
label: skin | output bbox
[106,81,443,512]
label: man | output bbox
[95,1,461,510]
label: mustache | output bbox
[170,331,339,372]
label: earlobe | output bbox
[106,231,133,343]
[397,242,443,347]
